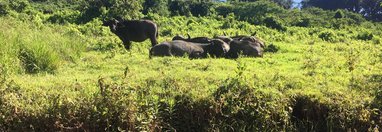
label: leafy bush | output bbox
[232,1,284,25]
[79,0,143,23]
[264,43,279,53]
[294,18,311,27]
[168,1,191,16]
[263,16,287,31]
[318,30,338,42]
[215,3,234,17]
[357,31,374,41]
[9,0,30,13]
[0,1,9,15]
[331,18,355,29]
[334,10,345,19]
[47,10,81,24]
[142,0,169,16]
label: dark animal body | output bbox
[150,39,229,58]
[215,32,265,48]
[226,39,263,58]
[231,35,265,48]
[213,36,233,44]
[103,19,158,50]
[172,34,212,43]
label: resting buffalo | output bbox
[103,19,158,50]
[150,39,229,58]
[172,34,212,43]
[235,36,265,48]
[213,36,233,44]
[226,39,263,58]
[215,33,265,48]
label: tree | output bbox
[80,0,143,23]
[302,0,362,12]
[272,0,293,9]
[142,0,169,16]
[361,0,382,21]
[302,0,349,10]
[302,0,382,21]
[231,0,293,9]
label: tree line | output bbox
[142,0,381,22]
[302,0,382,21]
[0,0,381,23]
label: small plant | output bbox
[357,31,373,41]
[264,43,279,53]
[295,18,311,27]
[318,30,337,42]
[302,46,319,76]
[0,2,9,15]
[9,0,30,13]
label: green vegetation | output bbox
[0,0,382,131]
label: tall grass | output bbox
[0,17,85,74]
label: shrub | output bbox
[263,16,287,31]
[357,31,374,41]
[0,1,9,15]
[294,18,311,27]
[9,0,30,13]
[334,10,345,19]
[142,0,169,16]
[47,10,81,24]
[331,18,355,29]
[221,13,236,29]
[189,2,212,17]
[215,3,234,17]
[372,36,381,44]
[318,30,338,42]
[79,0,143,23]
[264,43,279,53]
[18,44,60,74]
[168,1,191,16]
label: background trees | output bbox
[302,0,382,21]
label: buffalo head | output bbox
[103,19,120,33]
[172,35,188,41]
[208,39,230,58]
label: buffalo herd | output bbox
[103,18,265,59]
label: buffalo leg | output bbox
[190,51,203,59]
[123,41,132,50]
[149,36,158,47]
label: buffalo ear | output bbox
[102,19,112,26]
[115,16,124,21]
[251,31,257,36]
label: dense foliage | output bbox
[302,0,382,21]
[0,0,382,131]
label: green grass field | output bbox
[1,13,382,131]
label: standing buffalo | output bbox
[103,19,158,50]
[226,39,263,58]
[150,39,229,58]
